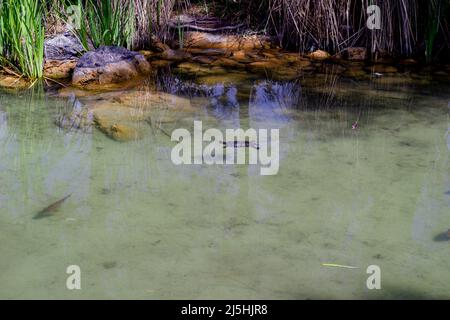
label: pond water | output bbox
[0,68,449,299]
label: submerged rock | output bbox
[115,91,193,112]
[95,119,143,142]
[56,106,94,132]
[186,48,229,56]
[72,46,151,89]
[365,64,398,74]
[175,62,213,75]
[399,58,419,66]
[248,60,283,70]
[92,103,147,122]
[158,49,192,61]
[341,62,369,79]
[192,55,217,65]
[91,102,146,142]
[211,57,244,69]
[195,72,253,85]
[230,50,251,62]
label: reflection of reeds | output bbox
[133,0,177,48]
[425,0,446,64]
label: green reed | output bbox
[66,0,135,50]
[0,0,44,79]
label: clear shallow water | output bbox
[0,71,449,299]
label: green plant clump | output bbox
[68,0,135,50]
[0,0,44,79]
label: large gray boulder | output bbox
[72,46,151,90]
[44,33,86,79]
[44,32,85,60]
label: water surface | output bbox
[0,71,449,299]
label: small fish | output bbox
[33,194,71,220]
[352,109,362,130]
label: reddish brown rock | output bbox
[139,50,155,59]
[399,58,419,66]
[95,119,143,142]
[192,55,217,65]
[183,31,272,50]
[308,50,331,61]
[186,48,229,56]
[44,59,78,79]
[365,64,398,74]
[231,50,247,60]
[248,60,284,71]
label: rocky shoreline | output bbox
[1,30,449,143]
[1,31,449,91]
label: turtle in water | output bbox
[222,140,260,150]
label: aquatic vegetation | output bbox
[0,0,44,79]
[425,0,448,63]
[0,0,448,77]
[61,0,135,49]
[205,0,449,62]
[133,0,176,48]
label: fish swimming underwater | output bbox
[33,194,72,220]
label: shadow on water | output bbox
[433,231,450,242]
[369,286,445,300]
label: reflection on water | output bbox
[0,71,449,299]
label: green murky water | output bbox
[0,71,449,299]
